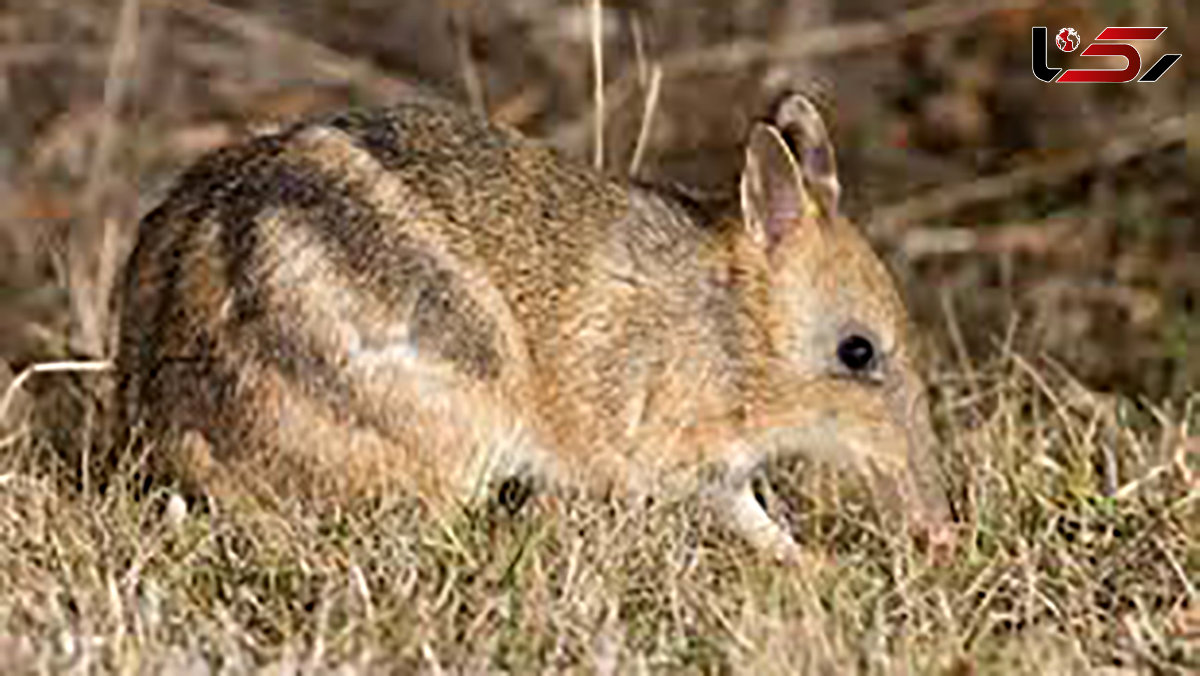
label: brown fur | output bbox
[115,96,954,560]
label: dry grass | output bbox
[0,0,1194,672]
[0,351,1195,673]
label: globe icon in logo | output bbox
[1056,27,1080,52]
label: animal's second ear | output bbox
[772,93,840,219]
[740,123,807,253]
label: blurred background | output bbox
[0,0,1193,403]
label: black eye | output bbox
[837,334,875,372]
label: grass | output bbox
[1,351,1194,673]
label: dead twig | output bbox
[939,289,981,407]
[629,64,662,178]
[554,0,1049,151]
[590,0,606,170]
[0,361,114,425]
[153,0,423,104]
[899,218,1086,259]
[870,114,1185,239]
[449,0,486,115]
[0,46,105,66]
[73,0,139,359]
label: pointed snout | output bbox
[763,375,959,559]
[878,386,958,560]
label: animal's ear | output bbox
[740,123,805,252]
[772,93,840,218]
[740,93,840,253]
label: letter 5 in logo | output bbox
[1032,27,1181,83]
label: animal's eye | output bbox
[837,334,875,372]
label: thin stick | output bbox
[555,0,1044,150]
[590,0,605,170]
[451,1,486,114]
[629,64,662,178]
[75,0,139,358]
[84,0,139,215]
[630,14,648,87]
[0,45,105,66]
[939,289,981,406]
[95,217,123,352]
[0,361,114,423]
[155,0,421,103]
[870,114,1185,238]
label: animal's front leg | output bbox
[704,446,812,566]
[711,481,806,565]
